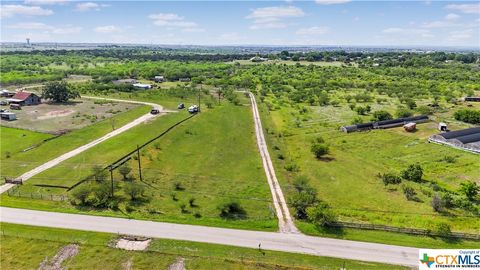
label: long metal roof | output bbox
[437,127,480,140]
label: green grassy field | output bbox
[230,59,350,67]
[0,223,408,270]
[259,94,480,234]
[1,95,277,230]
[0,105,150,179]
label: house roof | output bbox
[12,91,35,101]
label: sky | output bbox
[0,0,479,47]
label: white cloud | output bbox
[296,26,330,35]
[94,25,122,33]
[246,6,304,29]
[382,27,433,38]
[24,0,68,5]
[75,2,109,12]
[315,0,350,5]
[0,4,53,18]
[7,22,52,29]
[445,13,460,21]
[148,12,203,32]
[445,4,480,14]
[51,25,82,34]
[421,20,456,28]
[448,29,474,41]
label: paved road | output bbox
[248,92,298,234]
[0,207,419,267]
[0,97,165,194]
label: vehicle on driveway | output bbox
[178,103,185,109]
[188,105,199,114]
[150,109,160,114]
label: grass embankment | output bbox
[2,96,277,231]
[259,95,480,238]
[0,105,150,179]
[0,223,408,270]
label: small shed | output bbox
[403,122,416,132]
[153,76,165,82]
[0,111,17,121]
[132,83,152,89]
[438,122,447,132]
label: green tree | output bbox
[219,201,247,219]
[402,164,423,182]
[92,165,108,182]
[291,188,318,219]
[42,81,80,103]
[371,110,393,121]
[70,185,91,205]
[459,181,479,201]
[434,223,451,238]
[379,173,402,186]
[395,107,413,118]
[306,202,337,227]
[118,164,132,180]
[124,182,146,201]
[311,143,329,159]
[431,193,444,212]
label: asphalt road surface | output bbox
[0,207,419,267]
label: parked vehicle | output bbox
[178,103,185,109]
[150,109,160,115]
[188,105,199,114]
[10,104,21,110]
[0,100,8,106]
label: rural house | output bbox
[6,91,41,106]
[464,97,480,102]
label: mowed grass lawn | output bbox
[261,98,480,234]
[0,105,150,179]
[0,223,408,270]
[2,98,277,230]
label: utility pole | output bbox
[109,165,114,197]
[198,86,201,112]
[137,145,143,181]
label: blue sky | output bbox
[1,0,479,47]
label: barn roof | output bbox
[12,91,35,101]
[451,133,480,144]
[437,127,480,140]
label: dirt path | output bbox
[248,92,298,234]
[168,258,186,270]
[0,97,166,194]
[37,244,79,270]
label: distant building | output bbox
[340,115,429,133]
[429,127,480,154]
[179,78,191,82]
[6,91,41,106]
[0,111,16,121]
[0,90,15,97]
[153,76,165,82]
[438,122,448,132]
[112,79,137,85]
[132,83,152,89]
[250,56,268,62]
[464,97,480,102]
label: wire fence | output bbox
[331,221,480,240]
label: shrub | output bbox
[402,164,423,182]
[70,184,91,205]
[416,105,433,115]
[174,182,185,191]
[379,173,402,186]
[431,193,444,212]
[124,182,146,201]
[92,165,108,182]
[402,185,417,201]
[441,156,456,163]
[311,143,329,159]
[434,223,451,238]
[371,110,392,121]
[219,201,247,219]
[91,182,112,208]
[291,188,318,219]
[351,116,364,125]
[293,175,310,192]
[459,181,479,201]
[118,164,132,180]
[189,197,196,207]
[395,107,413,118]
[454,109,480,124]
[306,202,337,227]
[5,151,11,159]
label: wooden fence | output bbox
[331,221,480,240]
